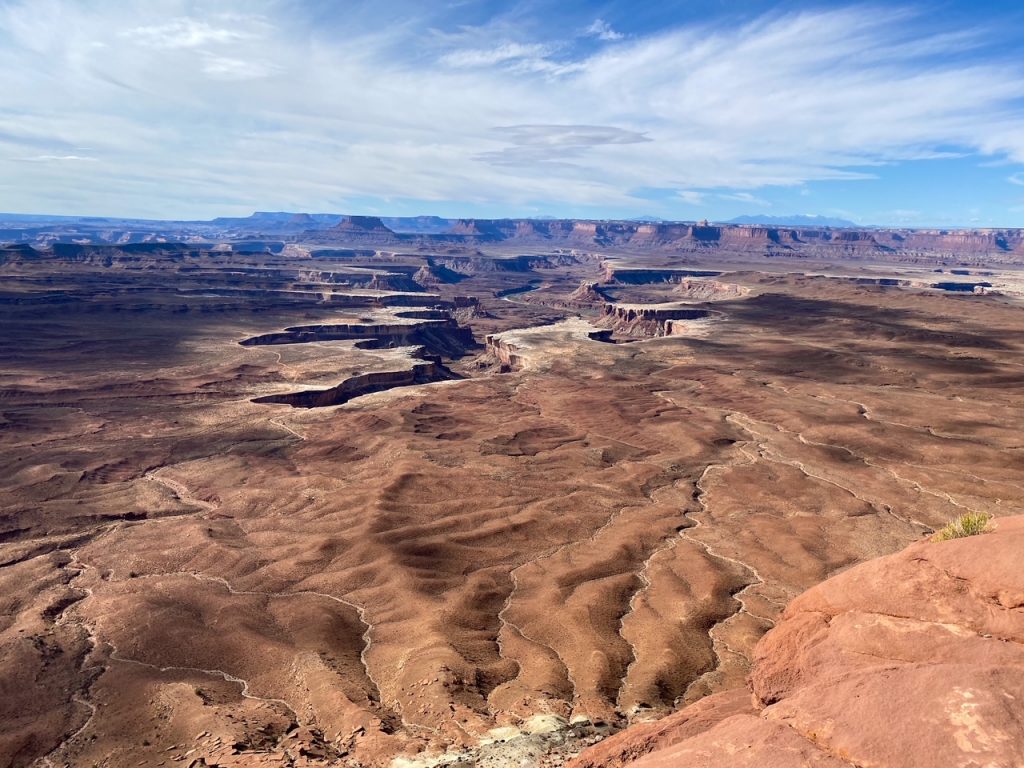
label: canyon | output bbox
[2,220,1023,767]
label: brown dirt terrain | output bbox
[1,244,1023,767]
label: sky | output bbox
[3,1,1024,226]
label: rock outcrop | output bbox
[569,516,1024,768]
[598,303,711,337]
[673,278,751,301]
[556,281,613,309]
[366,270,423,292]
[412,262,467,288]
[485,334,524,370]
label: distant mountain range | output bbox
[724,214,860,228]
[5,210,1024,264]
[212,212,457,234]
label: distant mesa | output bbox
[445,219,506,238]
[209,211,346,230]
[330,215,396,234]
[673,278,751,301]
[5,210,1024,264]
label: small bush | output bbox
[933,512,992,541]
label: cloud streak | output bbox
[0,1,1023,218]
[718,192,771,207]
[12,154,98,163]
[584,19,623,41]
[128,17,257,49]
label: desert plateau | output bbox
[2,214,1023,767]
[4,1,1024,765]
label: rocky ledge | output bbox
[569,515,1024,768]
[598,303,712,337]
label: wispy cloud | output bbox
[0,1,1023,218]
[201,54,280,80]
[493,124,650,148]
[584,19,623,41]
[128,17,256,49]
[1009,172,1024,186]
[478,124,651,168]
[439,39,586,76]
[718,191,771,207]
[12,154,98,163]
[440,42,552,68]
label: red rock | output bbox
[569,517,1024,768]
[566,689,755,768]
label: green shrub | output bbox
[933,512,992,541]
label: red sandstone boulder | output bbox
[569,516,1024,768]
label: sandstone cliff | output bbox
[673,278,751,301]
[292,219,1024,264]
[569,516,1024,768]
[11,220,1024,265]
[597,303,712,337]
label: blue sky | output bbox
[3,1,1024,226]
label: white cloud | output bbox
[128,17,255,49]
[1009,172,1024,186]
[0,2,1023,218]
[584,19,623,42]
[438,38,587,76]
[440,42,553,68]
[202,55,280,81]
[12,154,97,163]
[477,125,651,168]
[718,192,771,207]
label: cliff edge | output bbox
[569,515,1024,768]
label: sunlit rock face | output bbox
[570,516,1024,768]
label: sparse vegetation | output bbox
[933,512,992,541]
